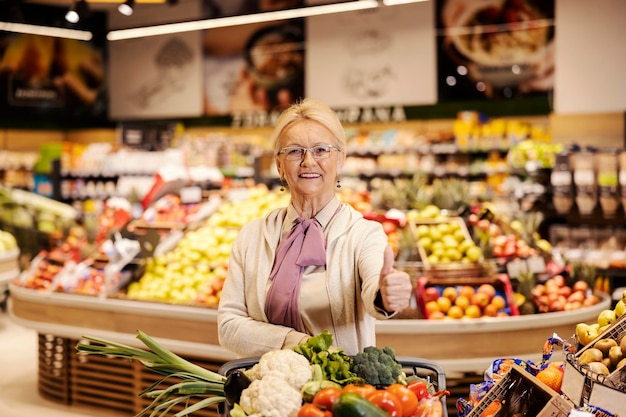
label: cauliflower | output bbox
[245,349,312,390]
[239,374,303,417]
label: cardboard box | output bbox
[465,364,574,417]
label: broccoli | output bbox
[350,346,407,387]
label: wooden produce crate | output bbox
[38,334,225,417]
[410,217,484,280]
[466,364,574,417]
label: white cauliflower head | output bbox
[246,349,312,390]
[239,374,303,417]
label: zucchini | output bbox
[332,392,389,417]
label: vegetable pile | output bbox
[75,329,448,417]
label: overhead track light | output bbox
[65,0,89,24]
[65,3,79,23]
[118,0,135,16]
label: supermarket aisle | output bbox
[0,309,118,417]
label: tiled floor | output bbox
[0,309,119,417]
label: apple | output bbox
[551,275,566,287]
[572,280,589,293]
[423,287,440,303]
[471,292,490,308]
[477,283,496,300]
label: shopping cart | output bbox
[217,355,447,417]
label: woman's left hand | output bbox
[379,245,412,312]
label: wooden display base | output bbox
[38,332,222,417]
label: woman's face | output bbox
[275,119,344,202]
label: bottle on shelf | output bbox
[550,152,574,215]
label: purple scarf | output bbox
[265,217,326,331]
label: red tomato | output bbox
[366,390,403,417]
[342,383,377,398]
[312,386,342,410]
[407,380,431,401]
[386,384,418,417]
[297,403,331,417]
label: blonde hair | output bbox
[271,98,346,154]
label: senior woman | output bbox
[217,98,412,357]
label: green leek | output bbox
[76,330,227,417]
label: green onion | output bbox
[76,330,227,417]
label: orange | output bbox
[436,296,452,313]
[455,295,470,310]
[479,399,501,417]
[448,305,464,319]
[491,295,506,311]
[536,365,564,393]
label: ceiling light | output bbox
[65,7,79,23]
[0,21,92,41]
[65,0,90,24]
[118,0,135,16]
[107,0,379,41]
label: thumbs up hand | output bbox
[379,245,412,313]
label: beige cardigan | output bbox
[217,201,391,357]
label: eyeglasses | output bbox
[277,144,341,161]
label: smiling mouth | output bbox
[299,173,320,179]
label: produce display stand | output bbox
[8,284,611,417]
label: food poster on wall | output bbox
[203,19,305,115]
[305,2,437,108]
[436,0,555,101]
[201,0,304,18]
[0,6,108,122]
[108,31,203,120]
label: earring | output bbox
[336,179,341,189]
[279,178,285,192]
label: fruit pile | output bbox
[0,229,18,253]
[573,290,626,379]
[531,275,601,313]
[125,185,290,306]
[419,280,516,320]
[16,256,63,291]
[466,213,547,259]
[576,289,626,346]
[413,219,483,265]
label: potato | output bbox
[609,345,623,368]
[579,348,604,365]
[588,361,610,376]
[593,338,617,357]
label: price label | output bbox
[506,259,528,278]
[526,256,546,274]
